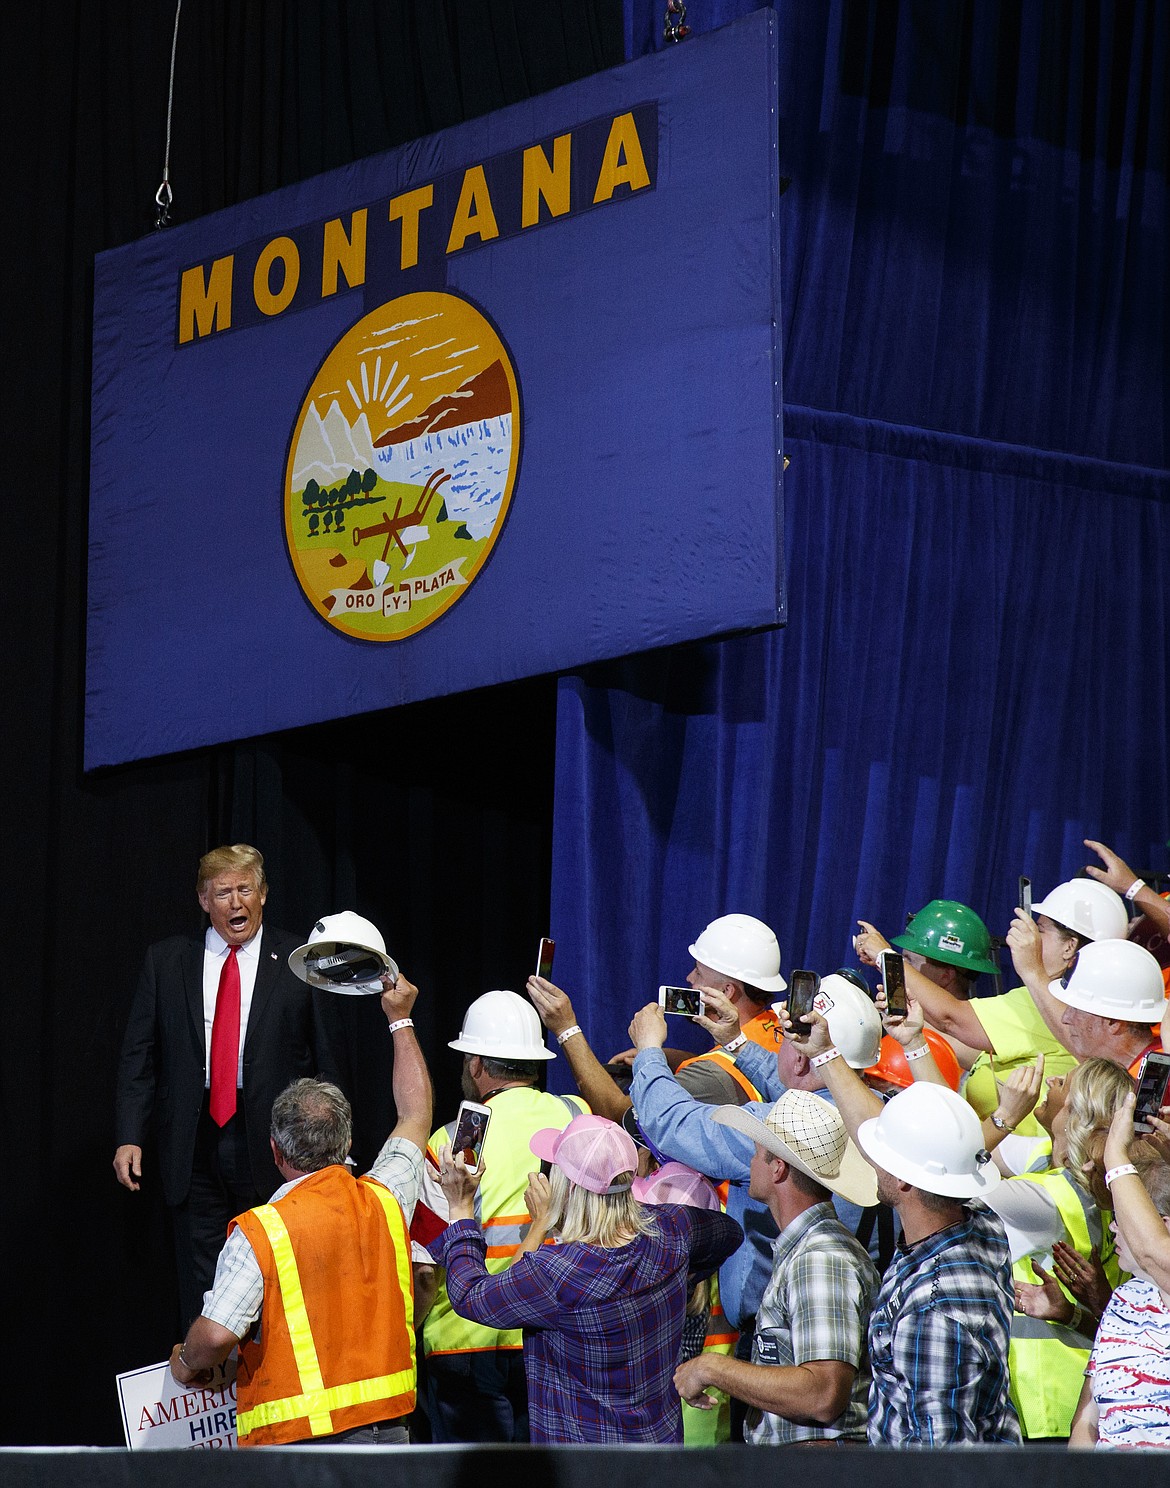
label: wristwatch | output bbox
[989,1111,1012,1132]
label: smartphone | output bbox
[879,949,908,1017]
[452,1100,492,1172]
[536,936,556,981]
[658,984,704,1018]
[1134,1052,1170,1133]
[786,969,820,1035]
[1019,875,1032,916]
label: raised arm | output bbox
[381,973,433,1154]
[855,920,990,1051]
[1085,839,1170,937]
[526,975,629,1119]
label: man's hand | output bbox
[1084,839,1139,897]
[695,986,739,1046]
[780,1006,833,1057]
[853,920,891,968]
[169,1342,212,1387]
[1006,908,1046,984]
[674,1354,721,1408]
[878,992,925,1045]
[629,1003,668,1051]
[438,1144,483,1221]
[113,1144,143,1192]
[380,972,419,1024]
[526,975,577,1037]
[994,1054,1045,1130]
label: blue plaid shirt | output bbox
[432,1205,742,1442]
[868,1204,1021,1446]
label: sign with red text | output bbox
[116,1357,238,1450]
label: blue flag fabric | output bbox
[86,11,783,769]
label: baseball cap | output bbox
[631,1161,721,1210]
[529,1114,638,1195]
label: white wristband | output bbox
[903,1043,932,1061]
[556,1025,582,1045]
[1105,1163,1138,1187]
[810,1048,840,1069]
[386,1018,414,1034]
[722,1033,748,1053]
[1125,878,1146,902]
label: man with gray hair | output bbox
[168,973,431,1447]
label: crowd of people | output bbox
[118,839,1170,1448]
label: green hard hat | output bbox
[891,899,999,977]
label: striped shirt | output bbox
[747,1202,878,1445]
[868,1204,1021,1446]
[431,1204,742,1442]
[1088,1277,1170,1448]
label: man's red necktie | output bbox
[209,945,241,1126]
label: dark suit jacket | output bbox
[115,925,340,1207]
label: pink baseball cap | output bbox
[631,1161,721,1211]
[529,1114,638,1195]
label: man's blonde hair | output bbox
[197,843,266,895]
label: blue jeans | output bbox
[425,1350,529,1443]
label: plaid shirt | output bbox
[868,1204,1021,1446]
[201,1136,422,1338]
[431,1205,742,1443]
[747,1202,878,1445]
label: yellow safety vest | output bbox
[682,1274,736,1447]
[422,1085,587,1357]
[1007,1145,1120,1439]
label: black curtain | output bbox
[1,0,620,1446]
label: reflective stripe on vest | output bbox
[236,1182,415,1441]
[423,1088,586,1356]
[1007,1164,1101,1439]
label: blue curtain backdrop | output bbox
[548,0,1170,1072]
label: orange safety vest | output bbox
[232,1165,416,1446]
[674,1006,782,1103]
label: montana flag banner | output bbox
[86,10,784,769]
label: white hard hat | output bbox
[1048,937,1168,1023]
[1032,879,1129,942]
[857,1083,1000,1199]
[815,973,883,1069]
[288,911,398,994]
[689,913,786,992]
[449,989,555,1061]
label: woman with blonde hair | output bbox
[433,1113,742,1443]
[985,1057,1133,1440]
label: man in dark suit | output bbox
[114,843,339,1327]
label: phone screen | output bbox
[1135,1054,1170,1132]
[659,984,703,1018]
[1019,876,1032,916]
[536,937,556,980]
[453,1102,491,1170]
[880,950,908,1016]
[786,970,820,1034]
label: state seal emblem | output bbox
[284,291,520,640]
